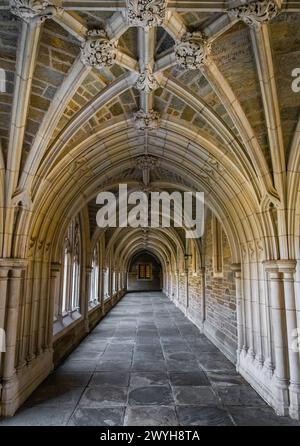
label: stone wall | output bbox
[203,213,237,359]
[168,211,237,362]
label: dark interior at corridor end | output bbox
[127,252,162,292]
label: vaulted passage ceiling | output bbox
[0,0,300,262]
[2,0,300,423]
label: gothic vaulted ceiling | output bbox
[0,0,300,260]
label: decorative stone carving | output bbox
[134,109,160,130]
[137,154,158,185]
[175,32,211,70]
[127,0,167,29]
[9,0,61,23]
[137,154,158,171]
[228,0,279,28]
[81,29,117,69]
[136,66,159,93]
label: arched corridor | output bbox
[1,291,299,426]
[1,0,300,427]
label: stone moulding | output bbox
[9,0,62,23]
[135,65,159,93]
[81,29,117,69]
[175,32,211,70]
[134,109,160,130]
[228,0,280,28]
[127,0,167,29]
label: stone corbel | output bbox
[9,0,62,23]
[228,0,280,29]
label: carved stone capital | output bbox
[228,0,280,28]
[134,109,160,130]
[175,32,211,70]
[81,29,117,69]
[127,0,167,29]
[136,66,159,93]
[9,0,62,23]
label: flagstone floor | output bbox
[1,292,299,426]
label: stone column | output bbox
[2,267,24,381]
[185,268,189,310]
[201,267,206,325]
[47,263,60,349]
[282,261,300,419]
[176,270,179,302]
[36,260,49,356]
[101,267,107,312]
[231,263,244,364]
[84,267,92,331]
[264,260,290,416]
[115,270,119,298]
[108,268,112,300]
[0,268,9,377]
[98,267,104,311]
[86,266,92,306]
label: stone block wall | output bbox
[204,215,237,352]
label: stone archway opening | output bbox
[127,251,163,292]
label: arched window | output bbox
[90,245,99,307]
[61,216,82,315]
[61,239,71,314]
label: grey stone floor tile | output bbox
[128,385,174,406]
[68,407,125,426]
[166,359,203,372]
[133,352,164,362]
[43,371,92,387]
[0,406,74,426]
[101,351,133,361]
[135,345,163,354]
[228,406,300,426]
[68,351,103,361]
[130,371,169,388]
[79,386,128,408]
[131,360,166,372]
[106,343,134,353]
[90,371,130,387]
[23,384,85,408]
[215,385,268,407]
[75,343,108,353]
[166,352,198,362]
[207,371,247,386]
[59,359,98,372]
[2,291,298,426]
[177,405,234,426]
[198,355,236,372]
[172,386,220,406]
[124,406,178,426]
[169,371,210,386]
[96,360,132,371]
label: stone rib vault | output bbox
[0,0,300,424]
